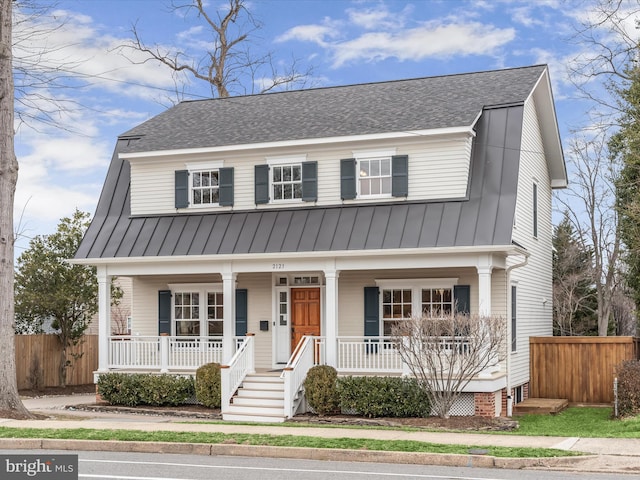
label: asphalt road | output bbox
[2,450,637,480]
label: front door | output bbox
[291,288,321,352]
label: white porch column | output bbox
[477,264,493,317]
[222,271,237,363]
[97,267,111,373]
[324,269,339,368]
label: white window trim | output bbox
[354,149,397,200]
[186,162,224,209]
[168,283,223,337]
[267,156,306,204]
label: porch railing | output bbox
[221,335,255,413]
[108,335,235,372]
[333,336,500,376]
[282,336,325,418]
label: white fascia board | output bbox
[70,244,523,276]
[118,126,476,161]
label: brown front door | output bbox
[291,288,321,352]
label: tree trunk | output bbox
[0,0,33,419]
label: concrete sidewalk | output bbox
[1,394,639,475]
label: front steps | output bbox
[222,372,287,423]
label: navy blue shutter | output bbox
[301,161,317,202]
[158,290,172,335]
[391,155,408,197]
[453,285,470,315]
[219,167,234,206]
[340,158,356,200]
[255,164,269,204]
[364,287,380,336]
[175,170,189,209]
[235,289,248,336]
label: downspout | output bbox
[505,251,529,417]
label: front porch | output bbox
[97,333,505,422]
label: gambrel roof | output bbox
[119,65,547,154]
[75,65,565,261]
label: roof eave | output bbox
[118,126,476,161]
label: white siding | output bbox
[237,273,272,368]
[129,135,473,216]
[509,97,554,387]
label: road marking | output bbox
[80,459,507,480]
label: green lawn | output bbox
[514,407,640,438]
[0,426,577,458]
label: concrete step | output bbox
[222,412,286,423]
[226,403,285,416]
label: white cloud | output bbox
[330,22,515,67]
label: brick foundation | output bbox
[474,391,497,417]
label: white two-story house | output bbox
[74,65,566,422]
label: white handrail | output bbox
[282,336,322,418]
[220,335,255,412]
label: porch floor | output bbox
[513,397,569,415]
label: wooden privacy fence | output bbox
[14,334,98,389]
[530,336,640,404]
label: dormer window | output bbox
[272,164,302,201]
[255,157,317,205]
[341,149,408,201]
[359,157,391,197]
[192,170,220,205]
[174,163,234,209]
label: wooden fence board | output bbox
[14,335,98,389]
[530,336,640,403]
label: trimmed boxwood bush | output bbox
[304,365,339,415]
[337,376,431,418]
[195,362,222,408]
[616,360,640,418]
[97,373,194,407]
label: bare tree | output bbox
[391,314,506,419]
[556,133,622,336]
[123,0,313,100]
[0,0,33,418]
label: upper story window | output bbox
[341,151,408,201]
[192,170,219,205]
[359,157,391,197]
[532,182,538,238]
[272,164,302,201]
[174,163,234,209]
[255,157,317,205]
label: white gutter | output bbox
[505,251,530,417]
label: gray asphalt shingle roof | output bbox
[119,65,546,153]
[75,66,546,260]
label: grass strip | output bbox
[0,427,579,458]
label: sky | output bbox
[10,0,636,256]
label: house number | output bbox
[272,263,285,270]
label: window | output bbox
[341,153,408,200]
[192,170,219,205]
[255,159,317,204]
[532,182,538,238]
[175,166,234,209]
[272,164,302,201]
[382,289,412,335]
[359,157,391,197]
[376,279,459,336]
[170,284,223,337]
[422,288,453,316]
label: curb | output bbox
[0,438,594,471]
